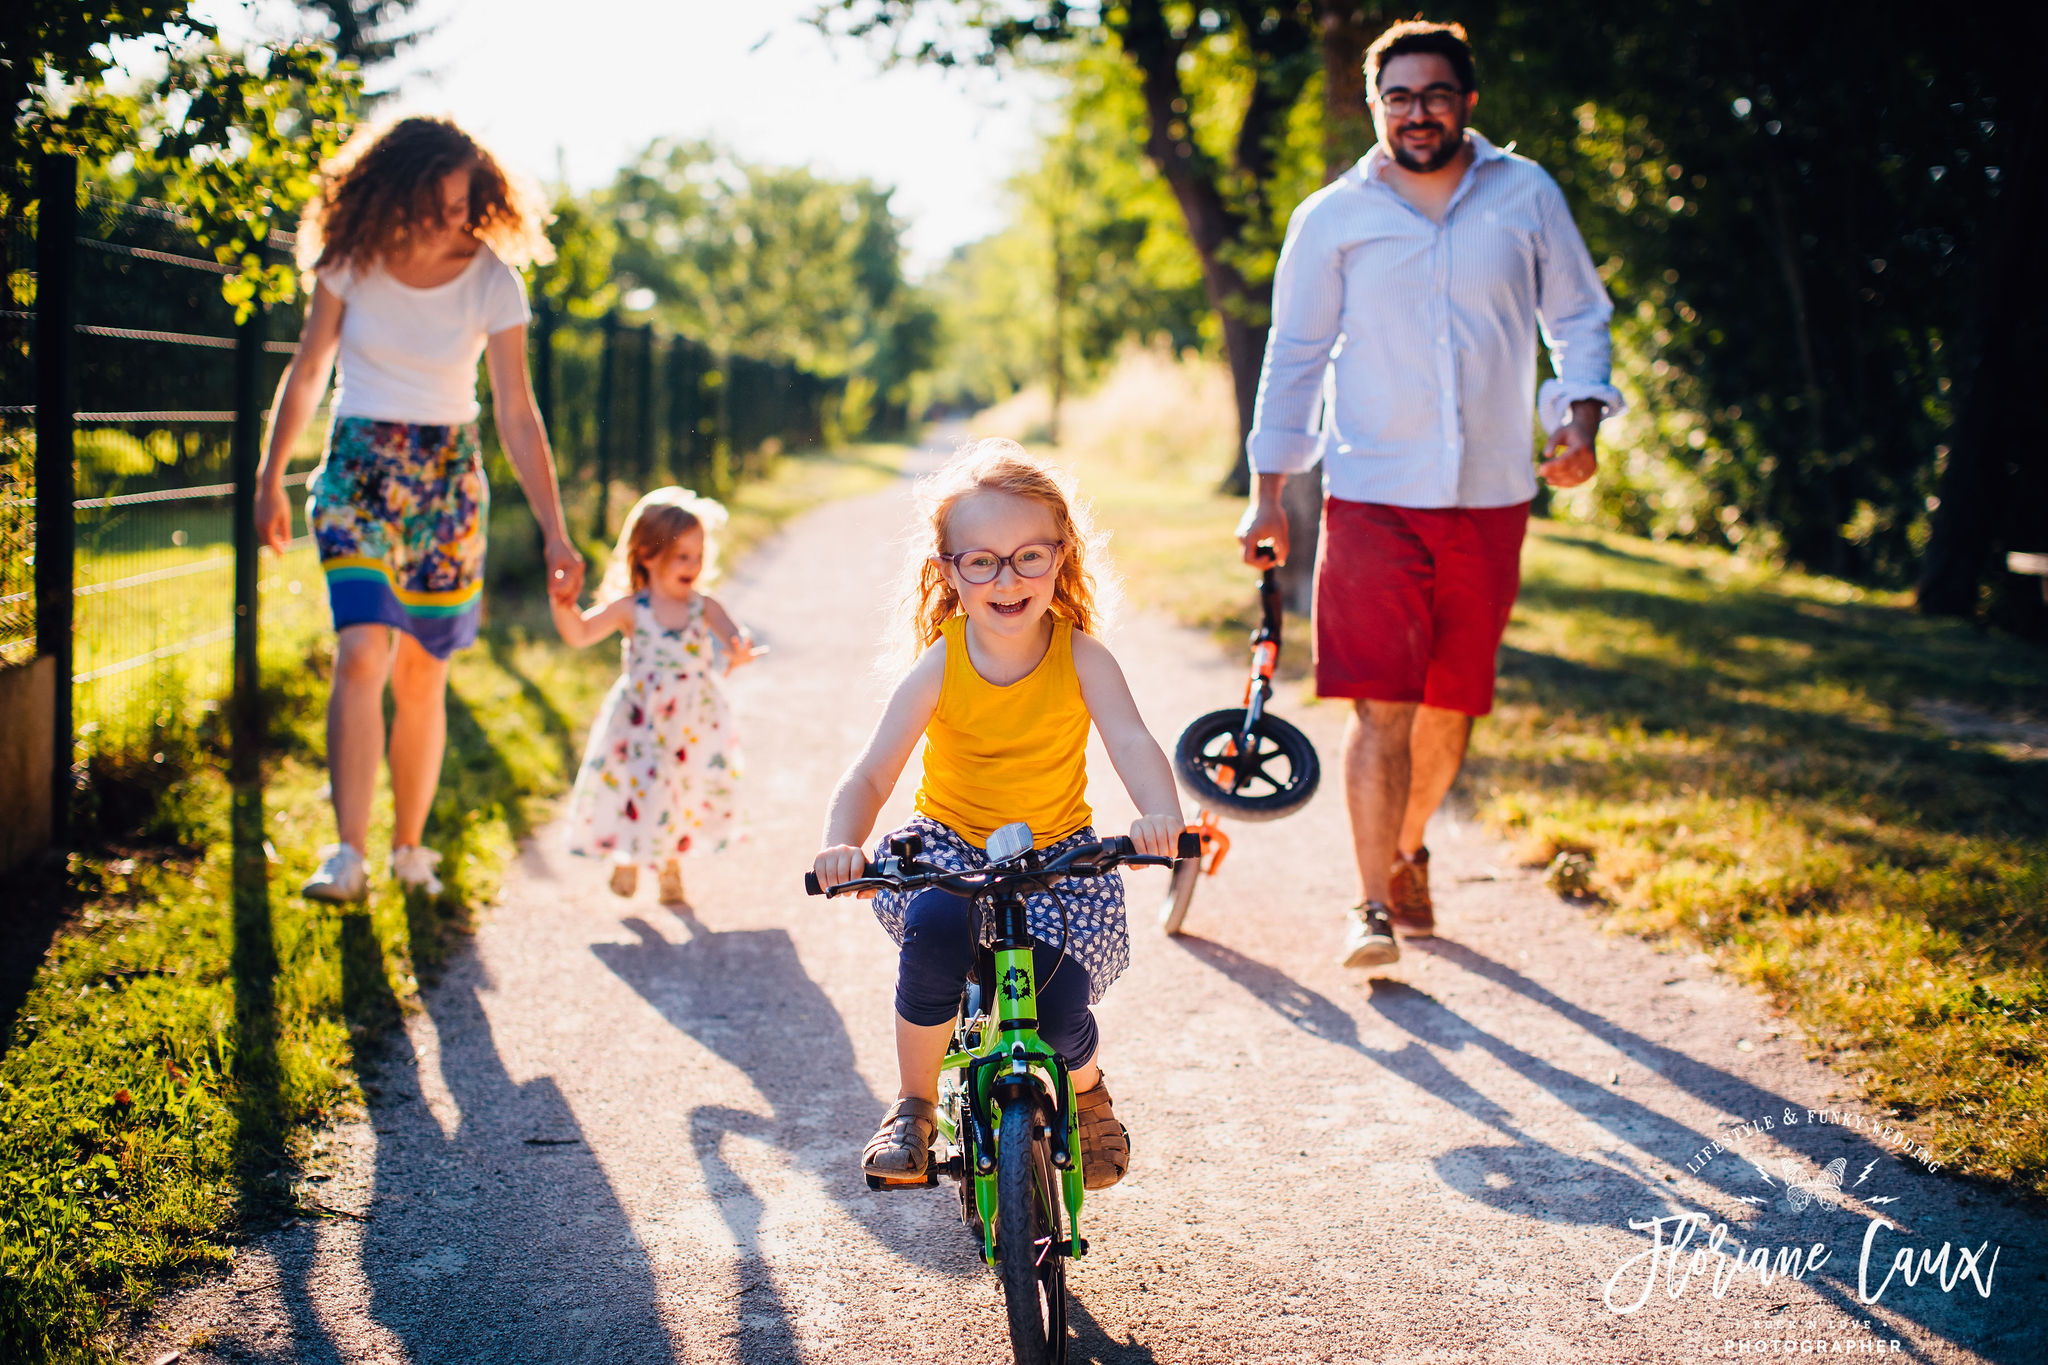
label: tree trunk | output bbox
[1319,2,1379,180]
[1113,0,1312,495]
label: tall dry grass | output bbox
[969,344,1239,483]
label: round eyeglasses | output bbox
[934,542,1063,585]
[1374,87,1465,118]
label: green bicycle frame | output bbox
[935,888,1087,1266]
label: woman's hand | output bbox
[813,844,871,898]
[1128,813,1183,860]
[544,536,585,604]
[254,481,293,556]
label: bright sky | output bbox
[189,0,1055,272]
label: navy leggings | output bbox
[894,888,1098,1067]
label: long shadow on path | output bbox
[1178,935,2036,1363]
[595,916,974,1353]
[266,919,678,1364]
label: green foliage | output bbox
[925,43,1207,410]
[0,446,905,1359]
[1446,0,2006,588]
[11,11,361,317]
[133,44,360,316]
[867,3,2043,602]
[0,598,617,1364]
[600,139,936,431]
[924,29,1327,412]
[1480,524,2048,1189]
[822,0,1334,471]
[533,190,618,318]
[291,0,428,68]
[1,3,213,200]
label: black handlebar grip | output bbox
[804,872,823,896]
[1177,830,1203,860]
[1254,543,1277,564]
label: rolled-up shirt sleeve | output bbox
[1532,177,1626,432]
[1247,197,1343,474]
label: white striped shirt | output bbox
[1247,131,1624,508]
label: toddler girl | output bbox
[813,439,1183,1190]
[555,487,758,904]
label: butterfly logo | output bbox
[1779,1157,1846,1213]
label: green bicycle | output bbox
[806,820,1197,1365]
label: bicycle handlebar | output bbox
[804,830,1202,899]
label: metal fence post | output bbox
[636,324,655,485]
[593,309,617,539]
[230,301,265,780]
[532,295,557,439]
[531,293,556,562]
[711,348,732,498]
[34,153,77,844]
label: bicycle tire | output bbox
[1173,708,1321,821]
[1159,855,1200,935]
[996,1098,1068,1365]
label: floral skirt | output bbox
[869,815,1130,1006]
[307,417,488,659]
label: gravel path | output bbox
[130,445,2042,1364]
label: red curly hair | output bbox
[891,438,1118,672]
[297,115,553,273]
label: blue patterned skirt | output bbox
[869,814,1130,1006]
[306,417,489,659]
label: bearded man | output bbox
[1235,19,1624,967]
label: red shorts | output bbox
[1312,498,1531,716]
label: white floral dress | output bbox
[565,591,740,866]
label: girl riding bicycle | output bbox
[814,439,1183,1191]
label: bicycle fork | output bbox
[970,893,1088,1262]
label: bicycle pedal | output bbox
[864,1169,940,1191]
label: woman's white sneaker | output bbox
[391,844,444,896]
[303,844,368,902]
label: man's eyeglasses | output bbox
[934,542,1062,585]
[1374,86,1465,118]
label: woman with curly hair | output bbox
[254,115,584,903]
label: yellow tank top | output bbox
[914,614,1093,848]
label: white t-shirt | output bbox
[320,244,530,425]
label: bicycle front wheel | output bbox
[996,1098,1068,1365]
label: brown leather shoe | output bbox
[1075,1075,1130,1190]
[1388,847,1434,937]
[862,1097,939,1181]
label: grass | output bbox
[0,441,909,1364]
[1480,530,2048,1191]
[1022,349,2048,1197]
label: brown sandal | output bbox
[1074,1075,1130,1190]
[861,1097,939,1181]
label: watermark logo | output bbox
[1772,1156,1846,1215]
[1601,1104,2002,1332]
